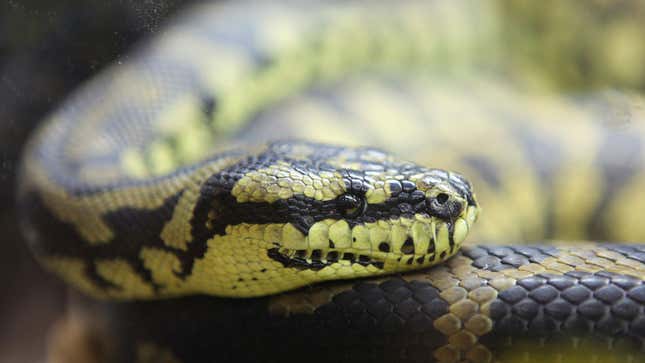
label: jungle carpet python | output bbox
[17,1,645,362]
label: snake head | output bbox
[199,141,479,296]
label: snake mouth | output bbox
[268,205,479,272]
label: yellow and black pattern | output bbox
[267,243,645,362]
[80,243,643,363]
[23,140,477,298]
[19,1,490,299]
[16,1,645,362]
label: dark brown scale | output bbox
[311,249,322,260]
[378,242,390,252]
[427,239,435,254]
[327,251,339,262]
[342,253,355,262]
[358,255,371,266]
[400,238,415,254]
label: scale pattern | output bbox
[67,244,644,363]
[16,1,645,362]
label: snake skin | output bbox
[59,243,643,363]
[17,1,645,363]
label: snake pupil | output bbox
[338,194,365,217]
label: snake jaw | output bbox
[378,203,479,270]
[268,202,479,278]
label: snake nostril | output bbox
[436,193,449,205]
[428,193,464,219]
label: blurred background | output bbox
[1,0,645,361]
[1,1,191,361]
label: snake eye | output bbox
[338,194,365,217]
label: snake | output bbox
[17,1,645,363]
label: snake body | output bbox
[18,1,645,362]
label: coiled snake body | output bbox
[18,1,645,362]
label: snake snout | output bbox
[421,170,478,222]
